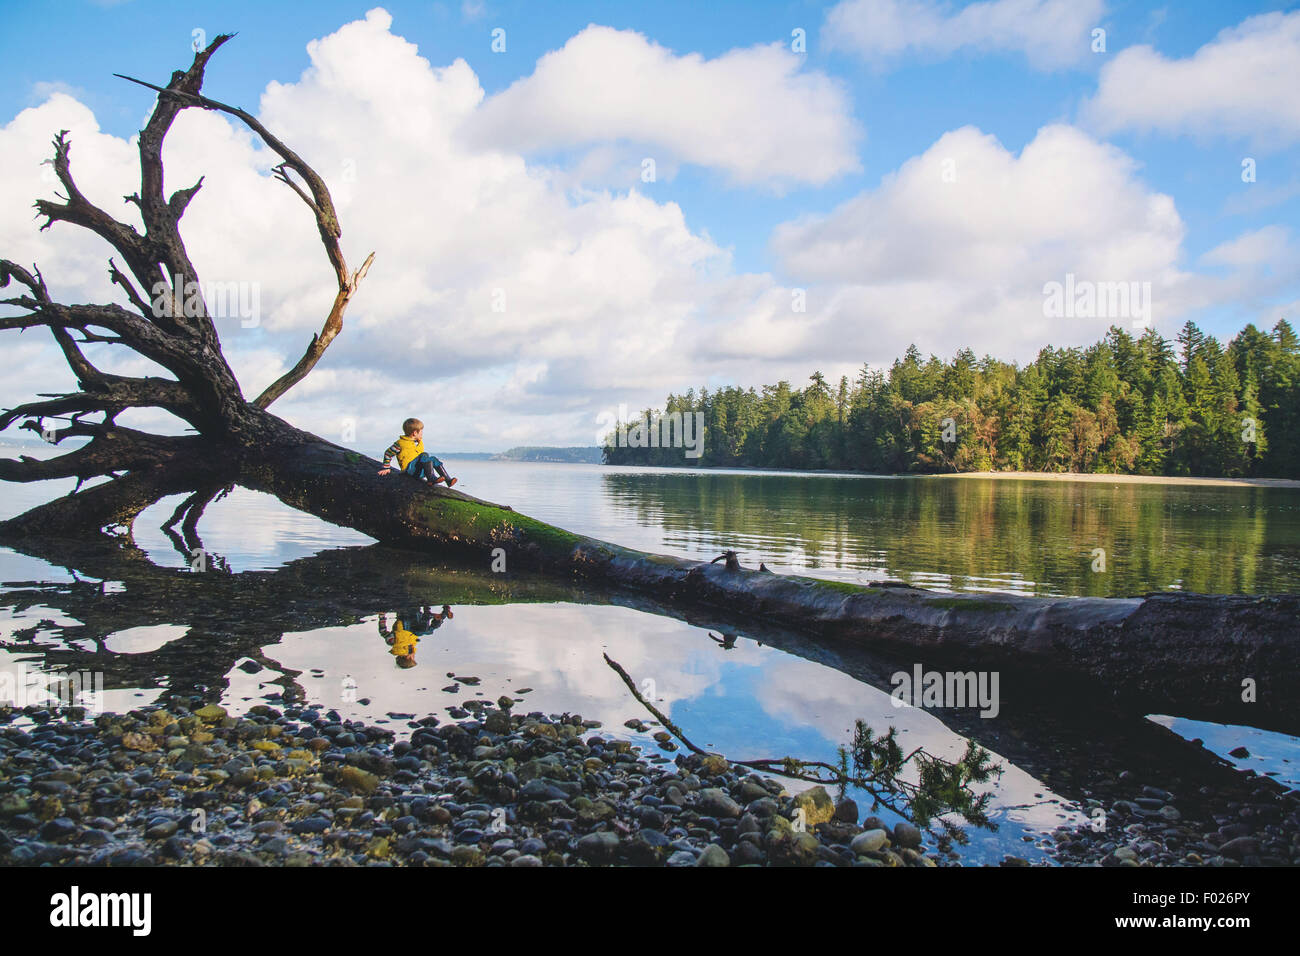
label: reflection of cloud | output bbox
[266,604,729,726]
[749,654,1086,845]
[1151,715,1300,790]
[252,598,1084,855]
[103,624,189,654]
[128,486,374,573]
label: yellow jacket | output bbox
[384,435,424,471]
[390,619,418,659]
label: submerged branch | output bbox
[604,652,1003,842]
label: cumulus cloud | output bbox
[767,124,1191,361]
[1199,226,1292,271]
[1084,10,1300,147]
[466,24,862,189]
[824,0,1105,71]
[0,8,1286,456]
[0,10,766,449]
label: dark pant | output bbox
[403,452,443,480]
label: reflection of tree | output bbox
[601,472,1285,597]
[1,511,1287,819]
[0,514,580,703]
[159,482,234,573]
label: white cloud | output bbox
[1084,10,1300,147]
[0,10,778,450]
[1,8,1290,458]
[1199,226,1291,271]
[767,124,1191,361]
[466,24,862,189]
[824,0,1105,71]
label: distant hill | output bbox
[494,446,603,464]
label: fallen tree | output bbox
[2,39,1296,734]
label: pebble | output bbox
[0,703,954,870]
[850,829,889,855]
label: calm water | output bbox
[2,454,1298,865]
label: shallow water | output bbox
[2,454,1298,864]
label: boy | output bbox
[378,417,457,487]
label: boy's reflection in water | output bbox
[378,605,453,668]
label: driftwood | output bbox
[1,38,1296,736]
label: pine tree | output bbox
[1177,320,1206,373]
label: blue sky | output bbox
[1,1,1297,448]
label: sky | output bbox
[0,0,1297,452]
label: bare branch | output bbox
[0,395,105,433]
[72,331,127,345]
[271,163,319,214]
[0,425,192,483]
[108,258,151,316]
[254,251,375,409]
[168,176,204,220]
[115,59,375,408]
[0,376,199,434]
[0,444,212,537]
[3,35,369,454]
[0,260,49,301]
[33,132,157,293]
[50,326,109,388]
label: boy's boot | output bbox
[436,465,457,488]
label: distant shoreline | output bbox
[463,455,1300,488]
[933,470,1300,489]
[6,439,1292,488]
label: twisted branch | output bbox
[113,66,376,409]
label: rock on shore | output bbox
[0,701,939,868]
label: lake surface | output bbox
[3,455,1298,865]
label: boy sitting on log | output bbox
[378,417,457,487]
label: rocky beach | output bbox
[0,700,938,868]
[3,696,1295,868]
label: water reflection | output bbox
[595,469,1300,597]
[2,456,1297,864]
[378,606,454,668]
[3,455,1296,596]
[3,530,1284,864]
